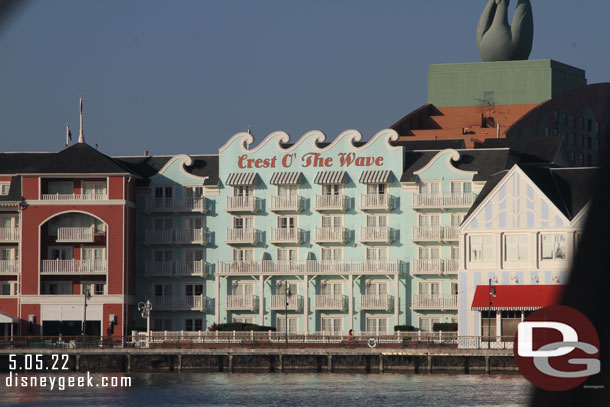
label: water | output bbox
[1,372,532,407]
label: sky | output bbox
[1,0,609,156]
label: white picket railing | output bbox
[314,294,347,310]
[226,295,258,311]
[145,197,206,213]
[444,259,459,273]
[226,228,258,245]
[270,196,302,212]
[360,194,390,210]
[412,259,443,274]
[270,228,302,244]
[412,193,474,208]
[270,294,303,311]
[144,229,174,245]
[315,227,346,243]
[360,294,393,310]
[41,193,107,201]
[41,259,107,274]
[412,226,443,241]
[56,226,96,242]
[412,294,458,309]
[150,295,205,311]
[315,195,347,211]
[174,228,206,245]
[217,260,403,275]
[443,226,459,241]
[0,228,19,241]
[0,260,19,274]
[226,196,257,212]
[144,260,207,277]
[360,226,391,243]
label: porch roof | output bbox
[471,284,564,311]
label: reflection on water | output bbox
[0,372,532,407]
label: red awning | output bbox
[471,285,564,311]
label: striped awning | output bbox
[226,172,257,186]
[314,171,347,184]
[269,172,303,185]
[471,285,563,311]
[359,170,391,184]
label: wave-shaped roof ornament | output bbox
[477,0,534,62]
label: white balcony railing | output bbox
[360,194,391,211]
[226,228,258,245]
[270,228,302,244]
[145,229,174,245]
[145,197,173,212]
[41,193,108,201]
[217,260,403,275]
[412,226,443,241]
[174,228,206,245]
[145,197,207,213]
[443,226,459,241]
[226,295,258,311]
[412,294,458,310]
[315,195,347,211]
[360,226,391,243]
[315,227,346,243]
[0,228,19,242]
[412,259,443,274]
[150,295,205,311]
[144,260,207,277]
[226,196,258,212]
[41,259,107,274]
[314,294,347,310]
[360,294,393,311]
[412,193,474,209]
[0,260,19,274]
[270,196,303,212]
[270,294,303,311]
[444,259,459,274]
[56,226,97,242]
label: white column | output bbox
[259,275,264,325]
[496,311,502,339]
[394,274,399,326]
[304,275,309,333]
[348,274,353,332]
[215,274,220,324]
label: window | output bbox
[41,281,72,295]
[184,318,203,331]
[366,214,387,228]
[321,215,342,228]
[48,246,73,260]
[154,283,172,297]
[451,181,472,194]
[321,281,342,296]
[183,217,204,230]
[0,215,18,230]
[184,249,203,262]
[185,284,203,297]
[418,246,440,259]
[366,183,386,195]
[1,248,17,261]
[469,235,493,262]
[233,282,254,296]
[0,183,9,195]
[418,182,440,195]
[233,216,253,229]
[184,186,203,199]
[82,247,105,262]
[366,247,388,261]
[153,318,173,331]
[276,316,298,333]
[365,281,388,296]
[278,184,298,197]
[233,185,253,197]
[277,216,296,229]
[451,213,465,226]
[153,217,173,231]
[450,246,459,260]
[420,317,440,332]
[277,282,298,295]
[451,282,458,296]
[154,186,173,199]
[419,214,440,226]
[322,184,340,196]
[277,248,297,262]
[154,249,173,263]
[541,234,566,260]
[366,317,389,334]
[321,316,342,333]
[321,247,342,261]
[0,282,16,296]
[504,234,529,262]
[48,182,73,195]
[83,181,106,198]
[232,248,254,262]
[419,281,439,296]
[233,316,255,324]
[82,282,105,296]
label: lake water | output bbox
[1,372,532,406]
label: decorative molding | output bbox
[413,149,479,176]
[150,154,210,182]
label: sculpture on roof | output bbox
[477,0,534,62]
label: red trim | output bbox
[471,284,564,310]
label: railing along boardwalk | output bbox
[0,228,19,241]
[41,193,108,201]
[412,193,475,208]
[144,260,207,277]
[270,196,303,212]
[226,196,258,212]
[0,260,19,274]
[360,193,391,211]
[41,259,107,274]
[149,294,205,311]
[314,195,347,211]
[412,294,458,310]
[217,260,403,275]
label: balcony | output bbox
[226,295,258,311]
[226,196,258,213]
[144,260,208,278]
[360,294,393,311]
[226,228,259,245]
[315,195,347,212]
[444,259,459,274]
[360,226,392,243]
[412,226,442,242]
[41,193,108,201]
[315,227,346,244]
[145,229,174,245]
[150,295,206,311]
[443,226,459,241]
[56,226,102,243]
[217,260,404,275]
[270,228,302,245]
[0,260,19,274]
[412,193,475,209]
[360,194,391,211]
[270,294,303,311]
[270,196,303,212]
[412,294,458,310]
[174,228,206,245]
[314,294,347,310]
[412,259,460,275]
[41,259,107,275]
[0,228,19,242]
[145,197,207,213]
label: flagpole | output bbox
[78,93,85,143]
[66,122,71,147]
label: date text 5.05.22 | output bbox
[8,354,69,371]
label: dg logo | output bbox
[514,305,601,391]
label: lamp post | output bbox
[82,285,92,337]
[487,278,496,349]
[137,299,153,348]
[285,281,292,348]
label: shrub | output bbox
[432,322,458,332]
[211,322,276,332]
[393,325,418,332]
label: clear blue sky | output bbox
[1,1,609,155]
